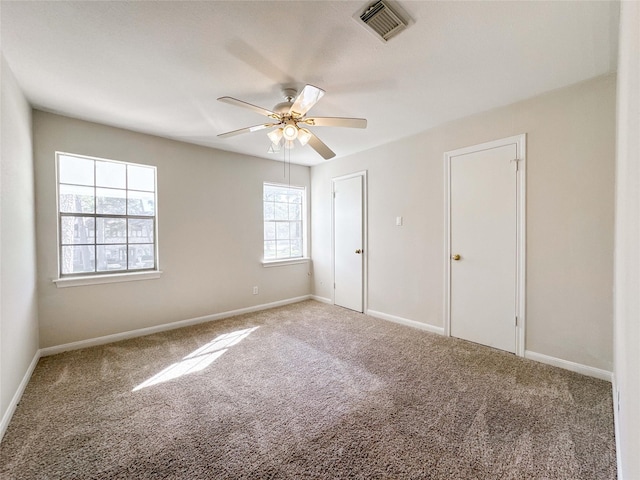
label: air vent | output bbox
[359,1,407,41]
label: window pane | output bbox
[291,239,302,257]
[128,218,154,244]
[61,245,95,274]
[128,165,155,192]
[96,218,126,244]
[127,190,155,216]
[58,154,158,277]
[264,222,276,240]
[275,203,288,220]
[264,187,276,201]
[96,188,126,215]
[290,221,301,240]
[276,222,289,240]
[128,244,154,269]
[96,161,126,189]
[289,203,301,220]
[59,184,95,213]
[264,240,276,260]
[59,155,94,186]
[276,191,289,203]
[61,216,95,245]
[264,202,275,221]
[276,240,290,258]
[263,184,305,261]
[97,244,127,272]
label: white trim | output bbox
[54,270,162,288]
[55,151,160,282]
[611,374,624,480]
[367,309,445,335]
[40,295,311,357]
[262,257,310,267]
[443,134,527,356]
[310,295,332,304]
[263,182,308,261]
[332,170,368,312]
[1,350,41,442]
[524,350,612,381]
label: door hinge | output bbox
[334,282,336,289]
[333,191,336,198]
[511,158,520,171]
[515,315,518,326]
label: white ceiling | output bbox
[1,1,618,166]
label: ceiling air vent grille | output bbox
[360,1,407,41]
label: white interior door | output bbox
[333,174,364,312]
[449,143,518,353]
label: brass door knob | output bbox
[451,254,461,261]
[355,249,362,254]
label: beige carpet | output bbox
[1,300,616,479]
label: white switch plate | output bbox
[252,286,259,295]
[396,216,403,226]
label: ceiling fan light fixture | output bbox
[297,128,312,146]
[282,122,299,141]
[267,127,283,145]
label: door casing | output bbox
[444,134,526,356]
[332,171,368,312]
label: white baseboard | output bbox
[1,349,41,442]
[366,309,445,335]
[310,295,332,305]
[40,295,312,357]
[524,350,612,381]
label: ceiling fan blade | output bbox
[218,123,277,138]
[304,117,367,129]
[307,132,336,160]
[288,84,325,117]
[217,97,278,118]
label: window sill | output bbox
[53,270,163,288]
[262,257,310,268]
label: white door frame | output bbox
[332,170,368,312]
[444,134,526,356]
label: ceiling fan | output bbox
[217,85,367,160]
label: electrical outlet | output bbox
[252,286,259,295]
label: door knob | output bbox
[355,249,362,254]
[451,254,461,261]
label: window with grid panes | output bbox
[57,152,157,277]
[263,183,305,260]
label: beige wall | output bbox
[311,74,616,372]
[0,55,39,430]
[614,1,640,476]
[33,112,311,348]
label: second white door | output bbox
[333,174,364,312]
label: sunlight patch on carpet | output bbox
[132,326,258,391]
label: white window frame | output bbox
[262,182,309,267]
[53,152,162,288]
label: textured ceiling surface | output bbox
[1,1,618,166]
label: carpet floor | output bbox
[1,300,616,479]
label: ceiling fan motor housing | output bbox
[273,88,298,115]
[273,101,294,115]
